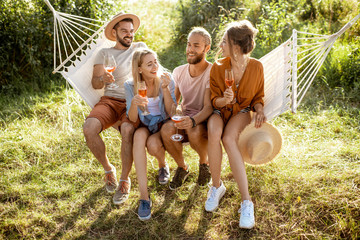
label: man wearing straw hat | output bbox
[83,12,147,205]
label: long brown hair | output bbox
[216,20,258,61]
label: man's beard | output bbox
[117,34,133,48]
[187,50,205,64]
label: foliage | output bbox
[0,0,116,96]
[172,0,360,98]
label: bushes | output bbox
[172,0,360,102]
[0,0,116,96]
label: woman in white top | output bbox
[124,48,176,220]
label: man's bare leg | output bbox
[83,118,112,171]
[160,121,186,168]
[186,123,208,164]
[119,122,135,181]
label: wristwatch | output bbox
[190,117,196,128]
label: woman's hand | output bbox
[223,88,234,105]
[253,109,267,128]
[160,72,171,89]
[132,94,148,107]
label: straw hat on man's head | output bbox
[104,12,140,41]
[238,122,282,165]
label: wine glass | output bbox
[138,81,150,115]
[170,104,184,141]
[104,53,119,89]
[225,69,234,89]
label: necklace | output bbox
[233,56,250,86]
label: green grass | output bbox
[1,0,359,238]
[0,84,359,239]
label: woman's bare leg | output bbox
[222,112,251,201]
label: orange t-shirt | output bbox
[210,57,264,123]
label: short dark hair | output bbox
[113,18,134,30]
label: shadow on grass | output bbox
[51,186,110,240]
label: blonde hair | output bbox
[188,27,212,46]
[132,48,165,96]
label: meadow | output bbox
[1,0,359,239]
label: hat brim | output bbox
[238,122,282,165]
[104,13,140,41]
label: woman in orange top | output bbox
[205,20,266,229]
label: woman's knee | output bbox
[120,122,135,138]
[160,121,175,138]
[133,128,149,143]
[222,133,237,149]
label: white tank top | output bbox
[147,96,161,116]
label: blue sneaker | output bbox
[138,199,152,221]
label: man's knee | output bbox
[147,140,163,156]
[83,118,101,137]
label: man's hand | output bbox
[175,116,193,130]
[101,72,115,83]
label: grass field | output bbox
[1,0,359,239]
[0,85,359,239]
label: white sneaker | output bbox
[205,181,226,212]
[239,200,255,229]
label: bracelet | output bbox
[190,117,196,128]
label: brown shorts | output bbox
[87,96,140,131]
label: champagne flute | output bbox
[170,104,184,141]
[104,53,119,89]
[225,69,234,89]
[138,81,150,115]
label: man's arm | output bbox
[176,88,213,129]
[91,64,115,89]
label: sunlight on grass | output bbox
[1,86,360,239]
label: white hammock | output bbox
[44,0,360,118]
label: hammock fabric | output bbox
[44,0,360,120]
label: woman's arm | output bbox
[210,65,233,109]
[125,81,147,123]
[161,73,175,115]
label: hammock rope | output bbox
[43,0,360,120]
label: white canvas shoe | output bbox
[239,200,255,229]
[205,181,226,212]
